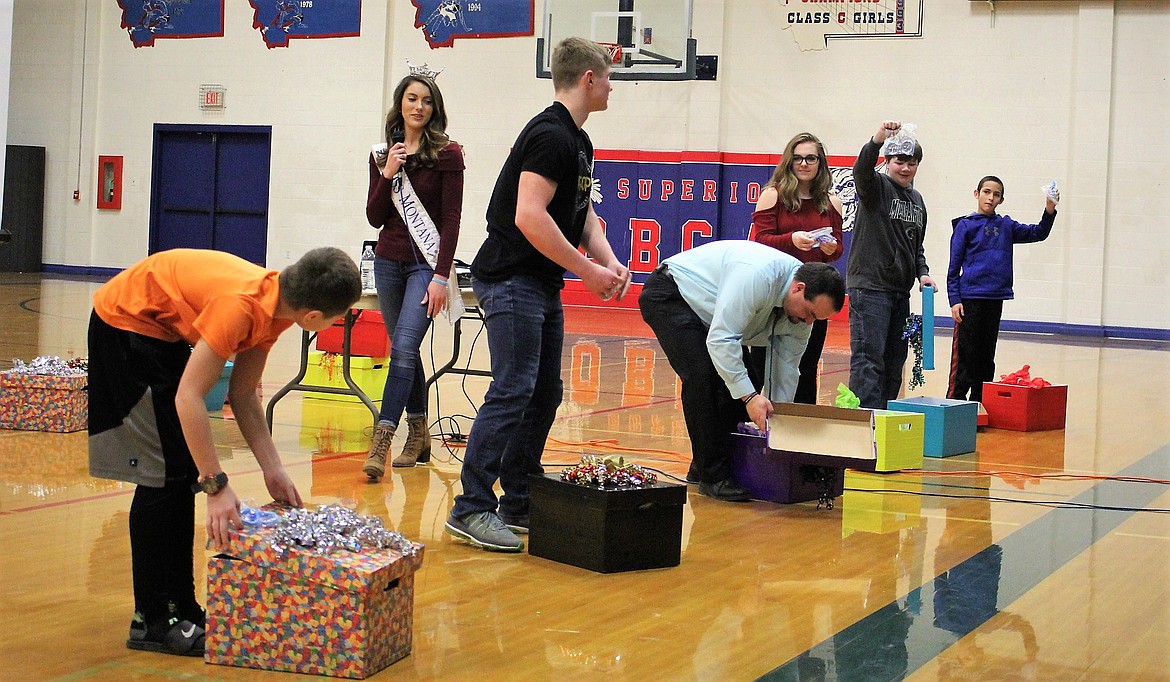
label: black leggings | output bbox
[130,480,198,622]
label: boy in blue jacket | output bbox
[946,176,1058,402]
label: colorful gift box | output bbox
[0,371,88,433]
[303,351,388,403]
[763,403,924,474]
[316,310,390,358]
[528,473,687,573]
[206,520,425,679]
[887,397,977,458]
[729,425,845,504]
[981,382,1067,431]
[840,469,923,536]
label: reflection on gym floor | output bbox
[1,273,1167,681]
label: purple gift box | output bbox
[729,423,845,504]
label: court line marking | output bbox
[757,443,1170,680]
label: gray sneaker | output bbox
[445,511,524,552]
[498,513,529,535]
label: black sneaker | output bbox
[498,513,529,535]
[175,602,206,631]
[698,479,752,502]
[126,613,205,657]
[131,601,204,642]
[128,611,146,643]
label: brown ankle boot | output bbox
[362,421,395,479]
[392,415,431,468]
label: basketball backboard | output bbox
[536,0,697,81]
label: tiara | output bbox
[407,59,444,80]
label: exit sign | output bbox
[199,84,226,110]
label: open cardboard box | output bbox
[766,403,924,473]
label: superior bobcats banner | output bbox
[564,150,862,309]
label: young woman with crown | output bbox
[362,63,465,479]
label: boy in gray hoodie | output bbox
[846,120,937,408]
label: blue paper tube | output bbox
[922,285,935,370]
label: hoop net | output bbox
[597,41,623,65]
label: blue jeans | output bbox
[450,275,564,519]
[373,256,432,426]
[847,288,910,409]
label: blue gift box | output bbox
[205,361,233,412]
[887,397,977,458]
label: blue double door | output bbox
[149,124,271,265]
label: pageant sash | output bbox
[387,165,465,324]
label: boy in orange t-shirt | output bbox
[88,247,361,657]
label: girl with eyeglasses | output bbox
[746,132,844,404]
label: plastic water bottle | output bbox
[360,243,376,292]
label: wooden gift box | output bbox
[981,382,1068,431]
[206,520,425,679]
[316,310,389,358]
[303,351,388,403]
[528,473,687,573]
[761,403,925,474]
[729,425,845,504]
[887,397,978,457]
[840,469,923,535]
[0,372,87,433]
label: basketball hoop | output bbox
[597,41,623,65]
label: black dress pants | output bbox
[639,269,748,485]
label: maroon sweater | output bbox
[366,142,465,278]
[749,196,843,264]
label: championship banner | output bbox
[117,0,225,49]
[410,0,534,49]
[249,0,361,49]
[780,0,925,51]
[563,150,863,308]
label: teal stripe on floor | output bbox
[758,445,1170,682]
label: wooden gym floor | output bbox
[1,272,1168,681]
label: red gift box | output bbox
[315,310,389,358]
[206,517,424,679]
[981,382,1067,431]
[0,372,88,433]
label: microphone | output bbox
[389,126,406,178]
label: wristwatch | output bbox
[192,472,229,495]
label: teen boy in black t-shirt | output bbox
[446,37,631,552]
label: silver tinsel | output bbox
[262,504,418,557]
[9,355,88,376]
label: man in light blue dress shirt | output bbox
[639,240,845,502]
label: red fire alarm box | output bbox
[97,155,123,210]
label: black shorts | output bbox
[87,310,197,488]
